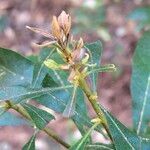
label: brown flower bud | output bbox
[72,48,86,62]
[58,11,71,35]
[51,16,62,39]
[75,38,84,49]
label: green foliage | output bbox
[131,31,150,136]
[0,29,150,150]
[22,103,55,130]
[85,41,102,92]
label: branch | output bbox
[4,101,70,149]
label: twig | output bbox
[4,101,70,149]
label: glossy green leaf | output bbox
[0,84,72,103]
[69,123,98,150]
[22,103,54,129]
[101,106,150,150]
[85,41,102,92]
[22,134,36,150]
[0,48,34,87]
[131,31,150,135]
[0,108,28,126]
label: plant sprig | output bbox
[27,11,116,142]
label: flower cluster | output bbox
[27,11,90,85]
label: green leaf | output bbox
[42,74,58,88]
[0,48,34,102]
[63,86,77,117]
[22,134,36,150]
[0,108,28,126]
[85,41,102,92]
[131,31,150,135]
[69,123,98,150]
[101,106,150,150]
[31,48,55,88]
[37,64,102,135]
[22,103,55,129]
[39,49,91,135]
[35,85,95,134]
[35,85,104,136]
[71,88,89,135]
[0,84,72,103]
[0,48,34,87]
[86,143,114,150]
[36,75,106,136]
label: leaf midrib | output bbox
[137,74,150,135]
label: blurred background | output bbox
[0,0,150,149]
